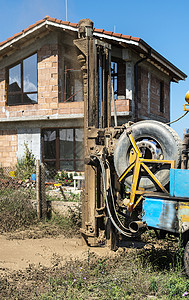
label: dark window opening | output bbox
[160,81,164,113]
[111,61,117,99]
[42,128,84,171]
[111,60,126,99]
[63,59,83,102]
[7,53,37,105]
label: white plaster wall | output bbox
[17,128,41,161]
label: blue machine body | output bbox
[170,169,189,198]
[142,169,189,233]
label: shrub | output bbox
[16,143,36,180]
[55,170,74,186]
[0,188,37,232]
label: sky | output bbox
[0,0,189,137]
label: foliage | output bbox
[0,188,37,232]
[2,243,189,299]
[46,191,81,202]
[55,170,74,186]
[0,167,4,179]
[15,143,36,180]
[1,186,189,299]
[0,186,81,237]
[46,204,82,237]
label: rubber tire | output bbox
[184,241,189,276]
[114,120,182,191]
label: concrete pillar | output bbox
[126,61,134,116]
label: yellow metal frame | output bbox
[183,104,189,111]
[118,132,175,212]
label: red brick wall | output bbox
[139,68,148,118]
[164,83,170,120]
[0,129,17,168]
[0,46,170,122]
[137,67,170,121]
[150,73,170,120]
[0,43,85,119]
[111,99,130,113]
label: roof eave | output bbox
[0,19,186,81]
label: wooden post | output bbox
[36,160,47,219]
[41,163,47,219]
[36,159,41,219]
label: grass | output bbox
[1,246,189,299]
[44,205,81,238]
[0,187,81,238]
[1,187,189,299]
[0,188,37,232]
[46,189,82,202]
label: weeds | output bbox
[1,247,189,299]
[15,143,36,180]
[0,186,81,238]
[1,186,189,298]
[45,205,81,237]
[0,188,37,232]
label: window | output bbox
[63,59,83,102]
[42,128,84,171]
[111,60,126,99]
[160,81,164,113]
[7,53,37,105]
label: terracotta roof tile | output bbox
[6,36,13,42]
[112,33,122,38]
[35,20,44,25]
[103,30,113,36]
[47,17,57,22]
[69,22,78,27]
[0,16,142,49]
[55,19,62,24]
[94,28,104,33]
[131,37,140,42]
[13,32,22,38]
[28,24,36,29]
[61,21,70,25]
[122,35,131,39]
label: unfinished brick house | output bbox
[0,16,186,172]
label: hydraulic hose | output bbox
[166,111,189,125]
[92,155,140,238]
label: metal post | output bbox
[74,19,113,247]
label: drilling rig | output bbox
[74,19,189,275]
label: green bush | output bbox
[16,143,36,180]
[55,170,74,186]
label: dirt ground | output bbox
[0,234,120,276]
[0,231,149,277]
[0,231,180,299]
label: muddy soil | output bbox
[0,229,175,276]
[0,230,179,299]
[0,234,119,275]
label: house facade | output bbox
[0,16,186,172]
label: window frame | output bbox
[6,52,38,106]
[111,58,126,99]
[61,58,83,103]
[41,127,84,171]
